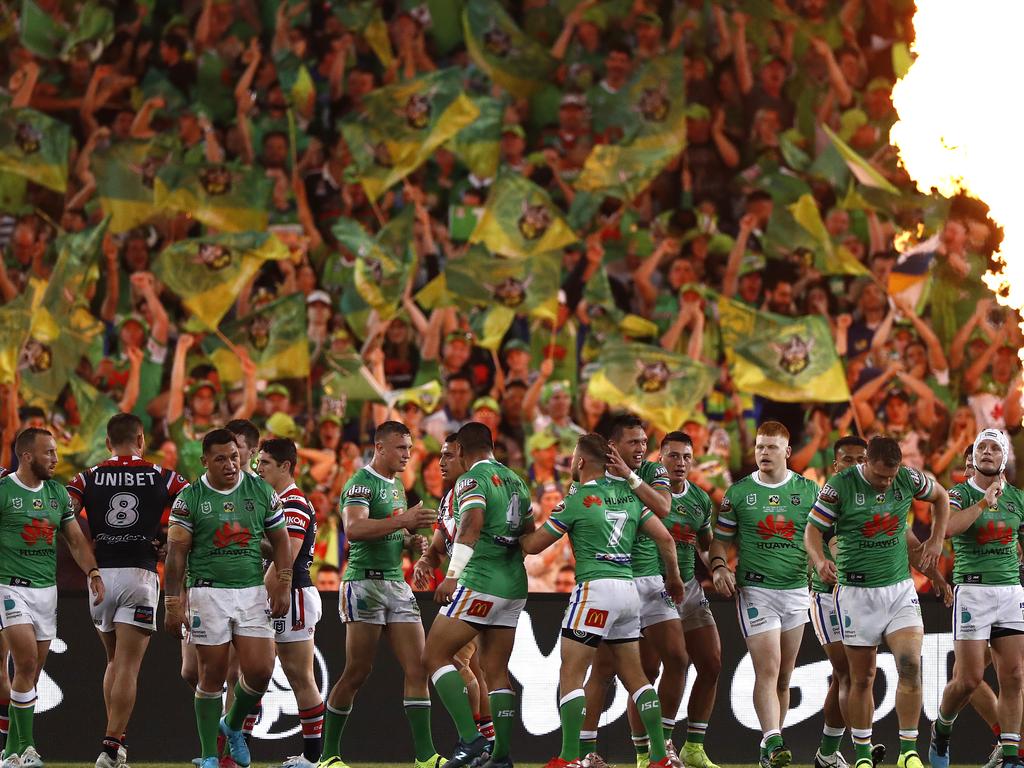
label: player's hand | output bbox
[983,475,1004,509]
[815,558,838,586]
[931,572,953,607]
[401,503,436,532]
[89,571,105,606]
[434,576,458,605]
[164,598,188,636]
[665,574,685,605]
[711,565,736,597]
[412,557,434,590]
[270,582,290,618]
[919,535,943,572]
[605,443,631,479]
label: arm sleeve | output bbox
[264,491,285,530]
[169,493,193,532]
[713,490,737,540]
[544,499,571,537]
[699,491,713,532]
[66,471,86,504]
[454,475,486,513]
[810,482,841,530]
[948,485,965,511]
[58,485,75,524]
[905,466,934,500]
[284,496,313,540]
[341,482,372,509]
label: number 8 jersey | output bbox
[453,458,533,600]
[67,455,190,572]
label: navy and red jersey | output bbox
[437,487,456,557]
[281,483,316,589]
[67,455,189,571]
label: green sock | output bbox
[225,680,265,732]
[663,718,675,742]
[195,691,223,759]
[935,711,955,736]
[634,687,666,761]
[489,689,516,760]
[820,728,844,757]
[404,698,436,761]
[6,699,32,757]
[558,690,586,761]
[763,732,783,756]
[853,731,873,763]
[1003,740,1021,759]
[431,666,479,743]
[580,730,598,756]
[686,721,707,746]
[633,735,649,756]
[320,704,351,761]
[899,729,918,755]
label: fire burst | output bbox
[890,1,1024,317]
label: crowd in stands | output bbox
[0,0,1018,595]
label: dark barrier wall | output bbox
[38,594,993,763]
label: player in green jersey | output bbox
[580,415,676,768]
[659,432,721,768]
[320,421,440,768]
[163,429,294,768]
[806,436,949,768]
[709,422,819,768]
[930,428,1024,768]
[0,428,104,768]
[521,433,685,768]
[424,422,533,768]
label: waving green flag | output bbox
[447,95,504,179]
[152,232,289,329]
[821,124,899,193]
[470,169,577,258]
[0,108,70,192]
[154,162,272,232]
[576,143,682,202]
[61,376,121,476]
[93,138,173,233]
[42,219,109,325]
[341,68,478,200]
[619,54,687,148]
[787,194,869,276]
[333,1,394,67]
[18,304,101,409]
[203,293,309,384]
[463,0,554,97]
[587,342,716,433]
[321,353,388,405]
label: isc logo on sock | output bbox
[639,700,658,712]
[584,609,608,628]
[467,599,493,617]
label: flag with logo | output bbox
[41,219,109,325]
[587,342,716,432]
[61,376,120,475]
[152,232,289,329]
[0,286,37,385]
[154,162,272,232]
[787,194,869,276]
[579,267,658,361]
[619,54,687,148]
[463,0,554,97]
[575,143,681,203]
[341,68,478,200]
[203,293,309,384]
[333,1,394,68]
[447,95,504,180]
[18,307,93,408]
[386,380,442,413]
[0,107,70,192]
[469,169,577,258]
[92,138,173,233]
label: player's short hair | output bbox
[443,433,459,445]
[226,419,261,450]
[317,564,340,575]
[576,433,608,464]
[608,413,644,441]
[756,421,790,442]
[833,435,867,460]
[15,427,51,457]
[202,428,238,456]
[106,412,143,446]
[260,438,297,474]
[376,420,411,443]
[661,431,693,450]
[866,435,902,467]
[963,445,973,460]
[457,422,494,453]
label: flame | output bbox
[890,2,1024,315]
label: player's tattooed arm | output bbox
[945,480,1003,537]
[520,525,561,554]
[435,505,484,605]
[919,480,951,571]
[59,513,104,605]
[641,514,685,603]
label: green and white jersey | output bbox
[663,481,713,583]
[0,474,75,588]
[948,479,1024,586]
[545,476,650,584]
[810,464,933,588]
[628,461,673,578]
[340,466,408,582]
[453,458,533,600]
[169,473,284,589]
[715,470,818,590]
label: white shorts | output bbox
[835,578,922,647]
[275,586,322,643]
[562,578,641,644]
[635,574,679,629]
[0,585,57,641]
[340,579,421,625]
[809,590,843,646]
[91,568,160,633]
[187,586,273,645]
[953,583,1024,641]
[677,578,716,632]
[736,585,809,638]
[444,585,524,628]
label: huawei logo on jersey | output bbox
[670,523,696,545]
[214,522,251,549]
[976,520,1014,546]
[862,513,900,539]
[21,518,55,546]
[491,474,502,487]
[756,515,794,541]
[582,495,603,508]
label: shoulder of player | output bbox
[639,460,668,479]
[687,481,713,506]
